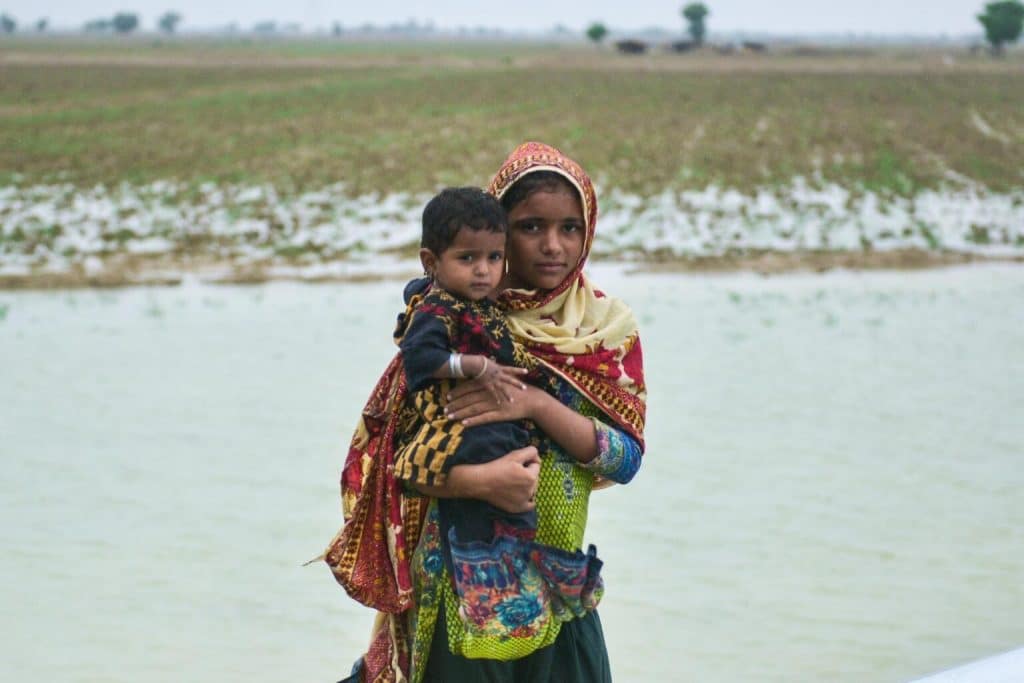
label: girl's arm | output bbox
[412,446,541,513]
[446,383,596,463]
[446,382,642,483]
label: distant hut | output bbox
[668,40,696,53]
[615,39,649,55]
[741,41,766,53]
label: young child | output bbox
[326,186,605,648]
[394,187,606,641]
[393,186,542,548]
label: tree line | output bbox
[1,2,1022,54]
[0,11,182,34]
[584,1,1024,56]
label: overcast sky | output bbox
[3,1,991,35]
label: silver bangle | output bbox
[449,353,465,379]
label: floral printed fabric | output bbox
[447,522,604,639]
[584,418,643,485]
[406,377,637,680]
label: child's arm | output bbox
[432,353,528,405]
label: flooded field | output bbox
[1,264,1021,681]
[1,180,1022,287]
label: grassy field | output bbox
[1,38,1022,288]
[3,37,1023,197]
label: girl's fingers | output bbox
[501,375,528,391]
[447,388,490,413]
[448,384,483,402]
[447,396,492,420]
[462,410,499,427]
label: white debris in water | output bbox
[1,179,1021,277]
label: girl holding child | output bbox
[326,142,647,682]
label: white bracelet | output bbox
[474,357,489,379]
[449,353,465,379]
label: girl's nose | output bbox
[540,228,560,254]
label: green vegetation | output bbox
[158,12,183,35]
[682,3,710,45]
[112,13,140,34]
[586,23,608,45]
[978,1,1024,55]
[1,40,1023,197]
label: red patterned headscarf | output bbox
[489,141,646,447]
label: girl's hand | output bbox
[449,446,541,513]
[473,360,529,406]
[446,380,547,427]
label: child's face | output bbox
[422,227,506,301]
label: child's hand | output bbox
[473,358,528,406]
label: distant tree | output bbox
[681,2,709,45]
[36,18,48,32]
[84,18,112,33]
[253,21,277,34]
[158,11,182,34]
[977,0,1024,55]
[586,22,608,45]
[1,13,16,33]
[112,12,139,34]
[332,22,342,37]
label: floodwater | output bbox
[1,264,1022,682]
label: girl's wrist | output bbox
[521,385,547,420]
[447,463,485,500]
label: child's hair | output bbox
[421,187,507,254]
[499,170,578,213]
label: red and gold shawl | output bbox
[322,142,646,682]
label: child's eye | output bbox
[562,223,582,233]
[488,252,504,262]
[459,254,474,262]
[518,222,541,233]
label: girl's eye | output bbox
[563,223,582,233]
[518,222,541,233]
[488,252,504,262]
[459,254,474,262]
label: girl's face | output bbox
[504,187,585,292]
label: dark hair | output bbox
[499,170,578,213]
[421,187,507,254]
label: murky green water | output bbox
[2,264,1022,682]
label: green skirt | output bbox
[421,609,612,683]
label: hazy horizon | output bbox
[0,1,997,36]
